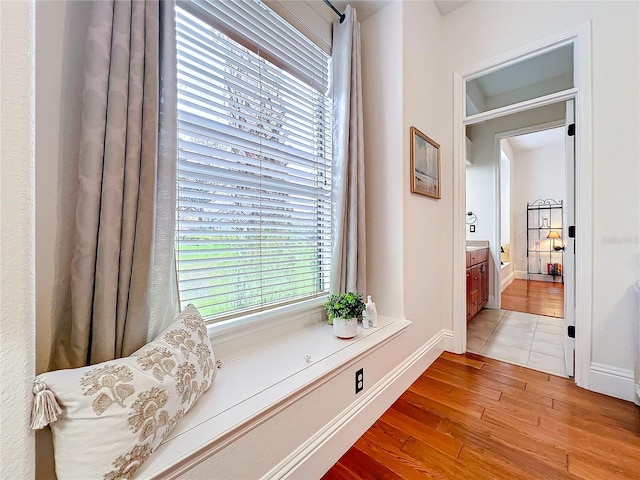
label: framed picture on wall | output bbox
[410,126,441,199]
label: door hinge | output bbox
[568,123,576,136]
[568,325,575,338]
[568,225,575,238]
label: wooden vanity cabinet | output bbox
[466,247,489,321]
[466,264,472,319]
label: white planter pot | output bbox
[333,317,357,339]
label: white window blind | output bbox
[175,0,333,322]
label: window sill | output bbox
[137,315,410,479]
[205,296,327,343]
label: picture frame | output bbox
[410,126,441,199]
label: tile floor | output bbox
[466,309,568,377]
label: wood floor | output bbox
[501,279,564,318]
[322,352,639,480]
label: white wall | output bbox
[362,1,405,319]
[499,149,511,247]
[402,0,452,339]
[0,1,36,478]
[502,138,516,259]
[357,0,451,343]
[511,138,566,276]
[465,157,494,242]
[512,141,565,210]
[444,1,640,374]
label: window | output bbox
[175,0,332,322]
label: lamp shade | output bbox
[547,231,561,239]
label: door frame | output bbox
[452,22,592,388]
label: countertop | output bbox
[466,240,489,252]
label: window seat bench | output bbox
[137,315,410,479]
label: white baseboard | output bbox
[442,329,454,352]
[265,330,448,480]
[588,363,635,402]
[487,294,497,309]
[514,271,527,280]
[501,271,515,292]
[514,271,563,284]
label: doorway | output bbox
[467,125,569,376]
[453,25,592,387]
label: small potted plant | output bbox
[323,292,366,338]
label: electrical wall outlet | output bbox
[355,368,364,394]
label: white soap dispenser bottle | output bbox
[364,295,378,328]
[362,296,371,329]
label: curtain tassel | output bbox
[30,379,61,429]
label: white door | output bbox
[564,99,576,377]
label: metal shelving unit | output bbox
[526,199,563,283]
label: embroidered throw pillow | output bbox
[31,305,216,480]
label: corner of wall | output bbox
[400,0,453,335]
[361,1,405,319]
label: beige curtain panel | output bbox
[330,5,367,295]
[50,0,178,369]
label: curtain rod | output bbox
[323,0,345,23]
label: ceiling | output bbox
[506,127,565,154]
[316,1,391,22]
[314,0,470,22]
[433,1,471,16]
